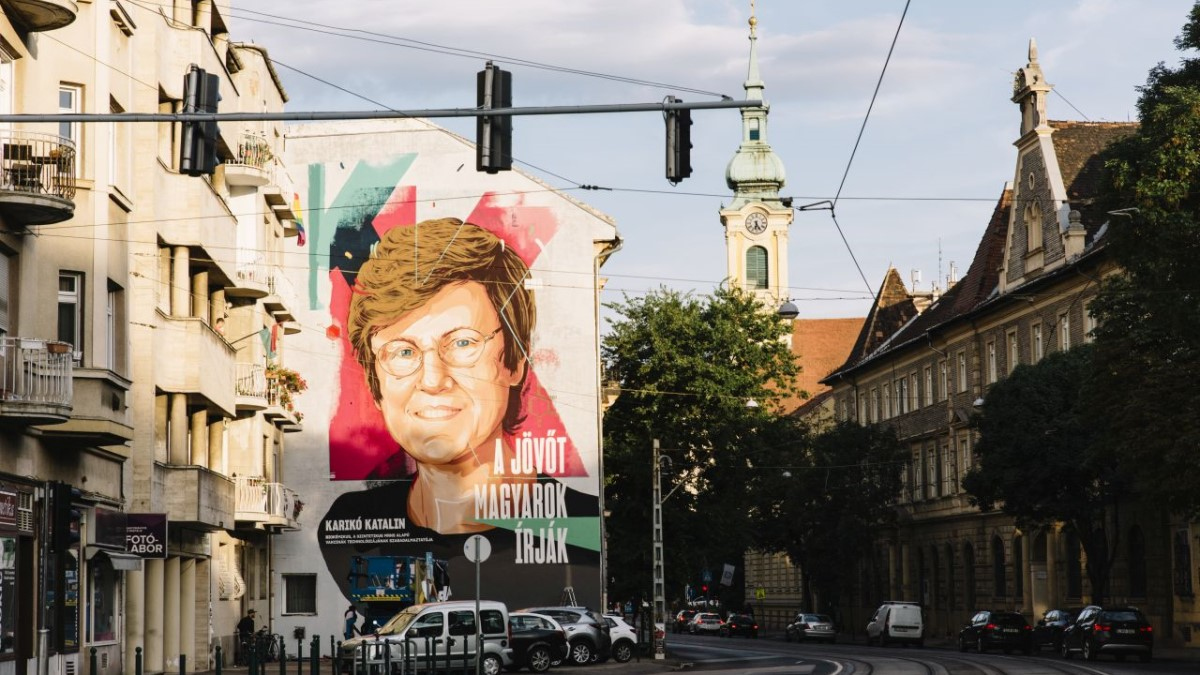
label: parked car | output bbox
[519,606,611,665]
[957,610,1032,654]
[688,612,723,635]
[865,601,924,647]
[508,612,568,673]
[338,600,511,675]
[602,614,638,662]
[1032,608,1079,652]
[672,609,697,633]
[719,613,758,638]
[785,613,836,644]
[1060,605,1153,662]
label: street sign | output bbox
[702,569,712,583]
[464,534,491,563]
[755,586,766,600]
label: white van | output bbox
[339,600,511,675]
[866,601,924,647]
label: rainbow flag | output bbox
[292,192,306,247]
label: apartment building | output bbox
[821,41,1197,646]
[0,2,303,675]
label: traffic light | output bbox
[665,97,693,184]
[701,584,709,595]
[180,64,221,176]
[51,482,82,554]
[476,61,512,173]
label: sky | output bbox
[234,0,1197,321]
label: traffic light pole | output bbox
[0,98,756,124]
[652,439,665,660]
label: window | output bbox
[882,384,891,419]
[58,272,83,362]
[1007,329,1019,374]
[859,393,867,426]
[926,446,938,499]
[283,574,317,614]
[1059,312,1071,351]
[957,350,967,392]
[59,84,81,146]
[986,342,997,383]
[942,442,954,494]
[897,379,907,415]
[1031,324,1043,362]
[911,449,923,502]
[938,360,948,401]
[909,373,918,411]
[992,536,1006,597]
[748,118,760,141]
[106,282,127,374]
[88,555,118,643]
[870,388,879,423]
[1024,201,1043,252]
[1084,307,1097,343]
[923,366,933,407]
[958,433,972,477]
[0,536,17,655]
[1173,529,1194,597]
[745,246,768,289]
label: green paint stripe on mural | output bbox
[307,162,324,309]
[475,516,602,552]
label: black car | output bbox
[508,612,568,673]
[1032,608,1078,652]
[1061,605,1153,662]
[672,609,697,634]
[719,613,758,638]
[957,610,1033,655]
[519,606,611,665]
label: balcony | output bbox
[265,269,298,323]
[225,262,270,299]
[234,476,301,530]
[0,131,76,226]
[0,0,78,32]
[155,462,234,530]
[0,337,73,424]
[235,363,268,411]
[264,381,302,432]
[154,312,235,417]
[223,133,273,187]
[36,368,133,446]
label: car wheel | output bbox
[480,654,503,675]
[1061,640,1072,659]
[977,637,986,654]
[568,640,593,666]
[958,636,968,652]
[612,640,634,663]
[1083,639,1097,661]
[525,646,552,673]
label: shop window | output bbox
[284,574,316,614]
[88,555,118,642]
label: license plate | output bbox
[1003,628,1018,633]
[1116,629,1134,634]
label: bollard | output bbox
[249,637,258,675]
[215,645,223,675]
[180,653,187,675]
[278,638,286,675]
[333,640,342,675]
[295,640,303,675]
[135,647,143,675]
[309,635,319,675]
[90,647,97,675]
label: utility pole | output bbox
[651,439,667,660]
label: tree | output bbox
[752,419,906,614]
[601,285,800,607]
[1091,2,1200,517]
[962,345,1129,603]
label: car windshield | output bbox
[993,613,1026,625]
[1101,610,1143,622]
[375,607,420,636]
[810,614,831,623]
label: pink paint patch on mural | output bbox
[466,192,559,267]
[327,268,403,480]
[531,348,560,369]
[372,184,417,236]
[505,368,587,477]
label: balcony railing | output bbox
[223,133,273,187]
[0,337,73,408]
[1,131,76,200]
[235,363,268,398]
[234,476,301,528]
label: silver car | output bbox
[689,612,723,635]
[786,613,836,644]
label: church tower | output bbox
[719,7,791,306]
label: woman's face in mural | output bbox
[370,281,523,466]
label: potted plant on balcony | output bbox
[266,363,308,418]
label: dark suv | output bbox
[1032,608,1079,652]
[957,610,1032,654]
[519,606,611,666]
[1061,605,1153,662]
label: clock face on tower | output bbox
[745,212,768,234]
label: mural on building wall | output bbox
[304,155,601,617]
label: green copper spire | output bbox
[725,3,786,209]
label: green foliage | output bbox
[601,285,800,605]
[963,345,1128,602]
[752,419,906,612]
[1092,2,1200,517]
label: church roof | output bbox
[780,317,864,414]
[1047,120,1138,232]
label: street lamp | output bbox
[777,300,799,321]
[651,439,687,660]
